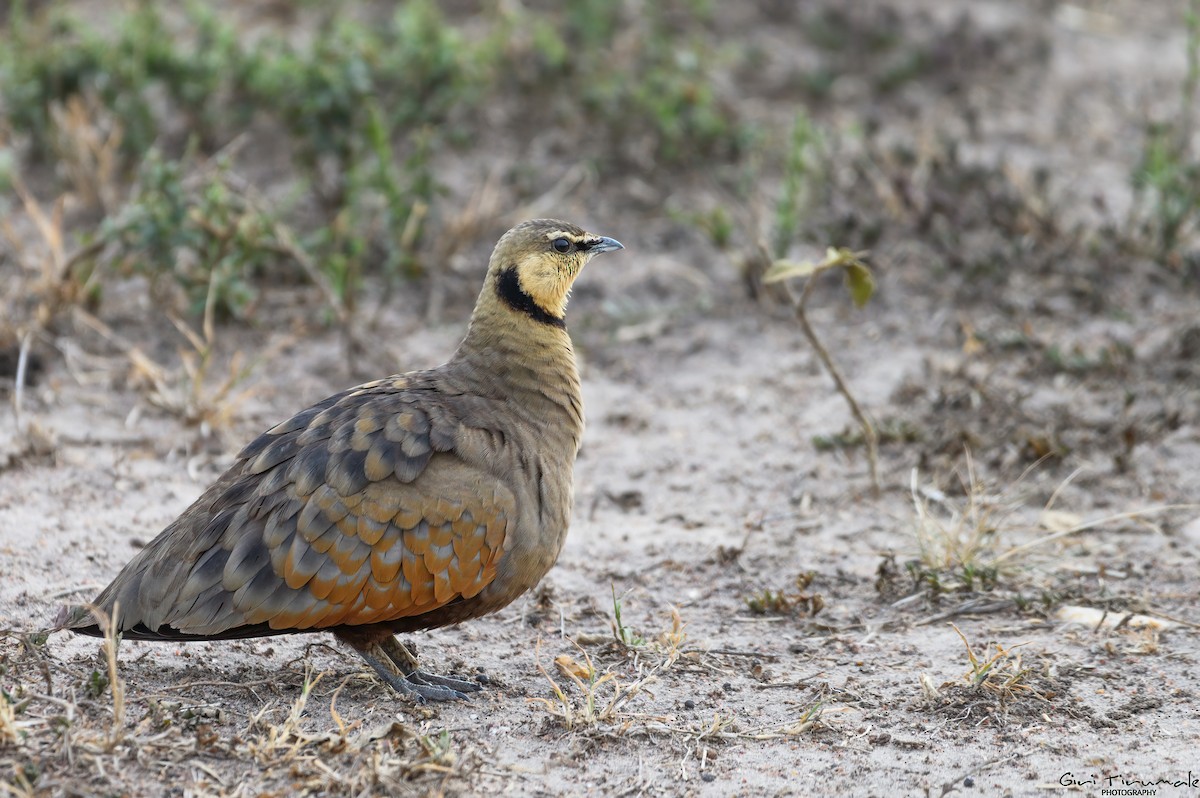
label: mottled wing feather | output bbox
[81,377,515,639]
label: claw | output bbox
[408,670,482,694]
[351,636,484,702]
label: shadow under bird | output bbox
[57,219,624,702]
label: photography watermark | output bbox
[1059,771,1199,795]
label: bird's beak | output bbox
[587,236,624,254]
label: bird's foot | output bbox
[380,636,483,695]
[354,637,483,703]
[407,669,483,695]
[369,663,474,703]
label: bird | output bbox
[57,219,624,702]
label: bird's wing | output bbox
[67,377,516,640]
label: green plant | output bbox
[610,585,645,648]
[773,113,819,257]
[1,4,105,159]
[0,3,247,161]
[1131,0,1200,261]
[744,572,824,616]
[812,418,922,451]
[949,624,1044,702]
[100,151,285,320]
[495,0,745,168]
[1133,123,1200,258]
[245,2,467,201]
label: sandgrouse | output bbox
[59,219,623,701]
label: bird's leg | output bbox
[381,636,421,671]
[351,641,473,703]
[378,636,483,695]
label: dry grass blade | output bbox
[992,503,1199,565]
[10,175,66,281]
[72,303,285,433]
[246,667,327,766]
[10,331,32,430]
[0,687,24,748]
[529,639,658,731]
[905,455,1193,594]
[909,454,1008,575]
[48,95,122,212]
[949,623,1045,703]
[101,605,126,750]
[71,603,128,751]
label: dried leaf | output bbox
[1040,509,1083,533]
[554,654,592,682]
[1055,606,1174,631]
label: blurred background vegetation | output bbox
[1,0,1197,381]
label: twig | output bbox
[793,274,880,496]
[1143,606,1200,629]
[914,599,1015,627]
[753,672,826,689]
[155,678,299,693]
[265,224,371,367]
[267,225,349,328]
[697,649,780,661]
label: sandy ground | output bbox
[3,1,1200,796]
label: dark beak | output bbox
[587,236,624,254]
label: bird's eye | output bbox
[552,237,572,253]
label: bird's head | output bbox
[488,219,623,327]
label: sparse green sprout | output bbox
[85,669,109,699]
[959,563,999,592]
[1129,0,1200,264]
[773,112,819,257]
[813,418,921,451]
[699,207,734,248]
[611,585,646,648]
[744,572,824,616]
[416,729,456,769]
[745,589,792,615]
[950,624,1043,702]
[905,562,946,598]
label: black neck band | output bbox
[496,267,566,329]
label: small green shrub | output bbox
[100,151,286,319]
